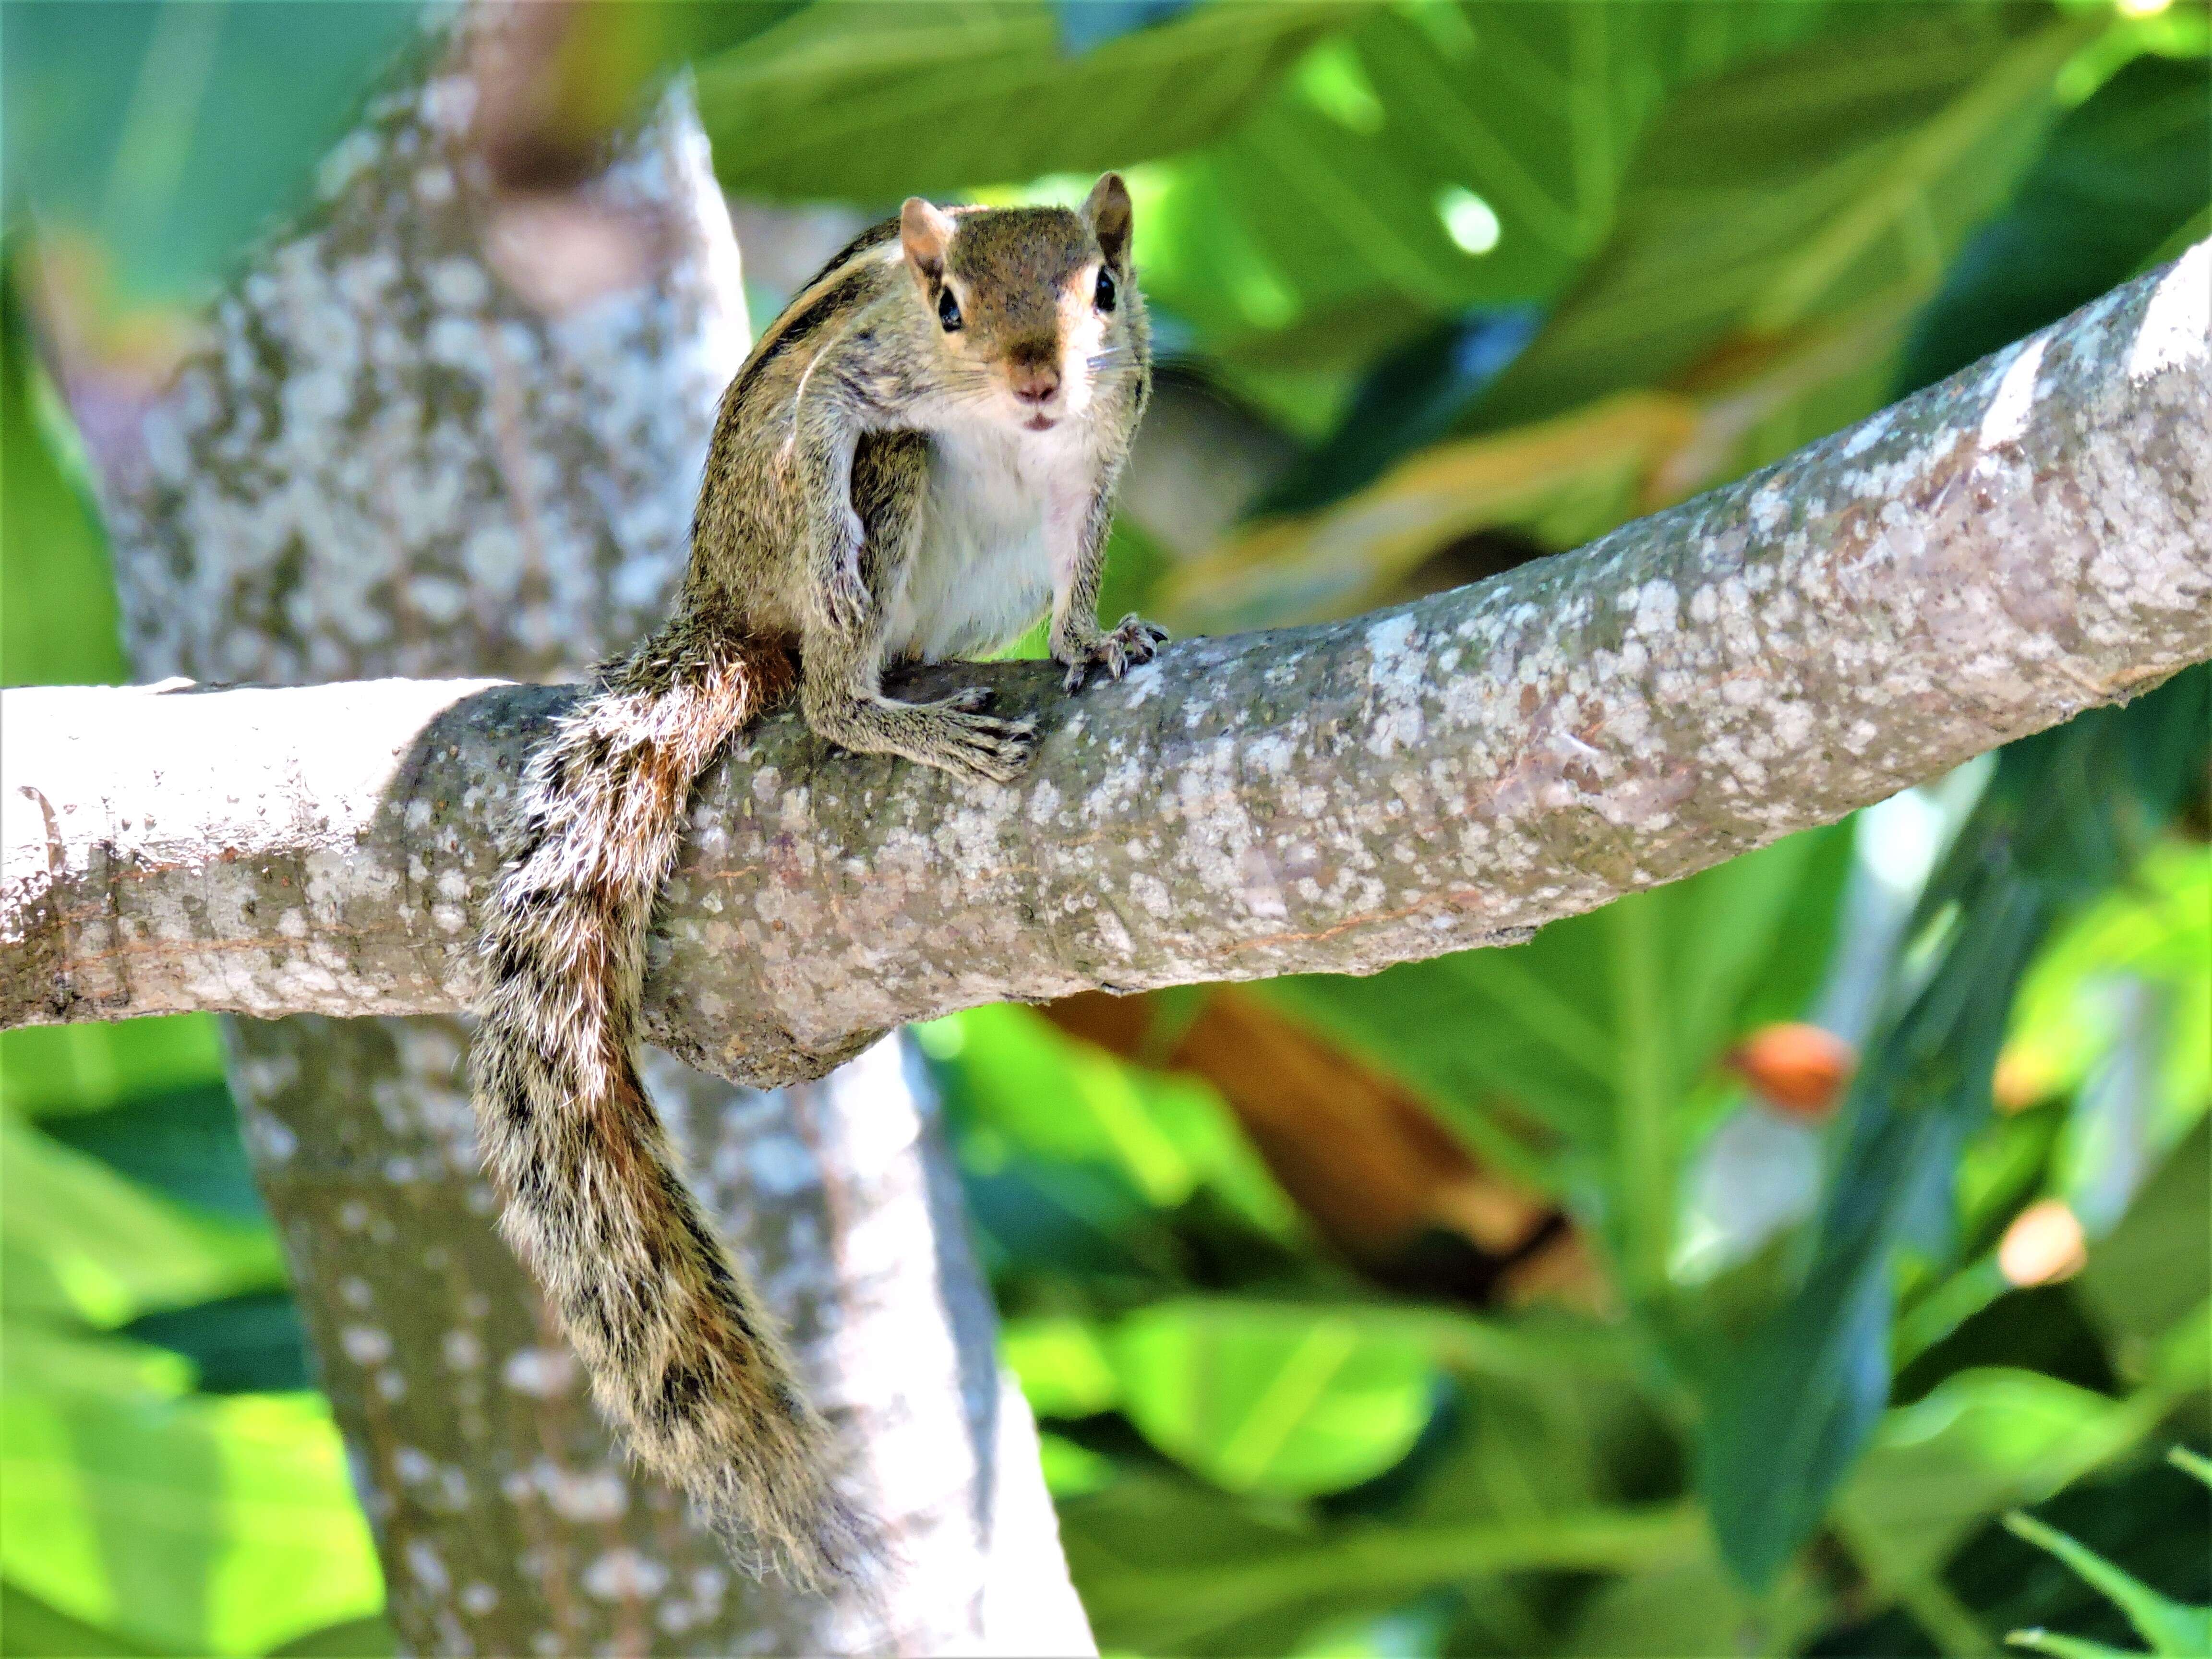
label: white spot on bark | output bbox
[501,1347,577,1398]
[2128,240,2210,383]
[1365,613,1426,757]
[583,1548,670,1601]
[1979,336,2048,452]
[1119,661,1163,706]
[1841,408,1892,457]
[341,1325,394,1365]
[405,1538,450,1594]
[536,1462,629,1522]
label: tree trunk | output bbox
[49,14,1089,1654]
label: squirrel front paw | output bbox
[1054,613,1169,693]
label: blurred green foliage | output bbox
[2,0,2207,1653]
[2000,1449,2212,1659]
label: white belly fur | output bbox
[885,419,1094,663]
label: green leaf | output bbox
[0,1115,284,1330]
[1164,3,2089,587]
[1470,5,2093,437]
[264,1614,397,1658]
[1699,865,2049,1586]
[1035,1431,1118,1500]
[1,264,123,689]
[0,1581,177,1657]
[1108,1299,1437,1497]
[0,1388,380,1657]
[930,1002,1298,1236]
[0,5,419,306]
[0,1322,197,1405]
[2000,844,2212,1223]
[1160,390,1701,632]
[1701,673,2212,1590]
[1834,1369,2152,1594]
[0,1017,228,1122]
[2006,1629,2154,1659]
[1262,822,1851,1288]
[1134,2,1843,394]
[1896,51,2212,394]
[124,1293,313,1396]
[1161,9,2105,644]
[1002,1314,1123,1420]
[2003,1509,2212,1657]
[2076,1117,2212,1365]
[1059,1464,1701,1655]
[694,0,1358,202]
[1560,1552,1830,1658]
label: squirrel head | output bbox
[900,172,1143,434]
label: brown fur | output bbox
[471,176,1156,1588]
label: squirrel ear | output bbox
[1084,171,1132,268]
[901,197,955,277]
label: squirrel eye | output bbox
[938,287,962,332]
[1094,268,1117,313]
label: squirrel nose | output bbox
[1010,362,1061,405]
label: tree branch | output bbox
[7,246,2207,1086]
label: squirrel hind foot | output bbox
[807,690,1038,784]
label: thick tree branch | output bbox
[6,247,2207,1085]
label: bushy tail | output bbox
[469,628,874,1589]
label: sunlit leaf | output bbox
[1834,1368,2153,1594]
[0,1016,228,1122]
[0,1115,284,1330]
[1109,1298,1436,1497]
[1165,6,2092,626]
[0,1387,380,1657]
[931,1002,1298,1236]
[1002,1314,1122,1419]
[2001,844,2212,1194]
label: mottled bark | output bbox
[23,16,1089,1657]
[9,244,2208,1083]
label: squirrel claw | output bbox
[941,710,1035,783]
[1057,613,1169,693]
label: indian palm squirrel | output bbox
[470,173,1159,1589]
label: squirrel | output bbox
[468,172,1160,1591]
